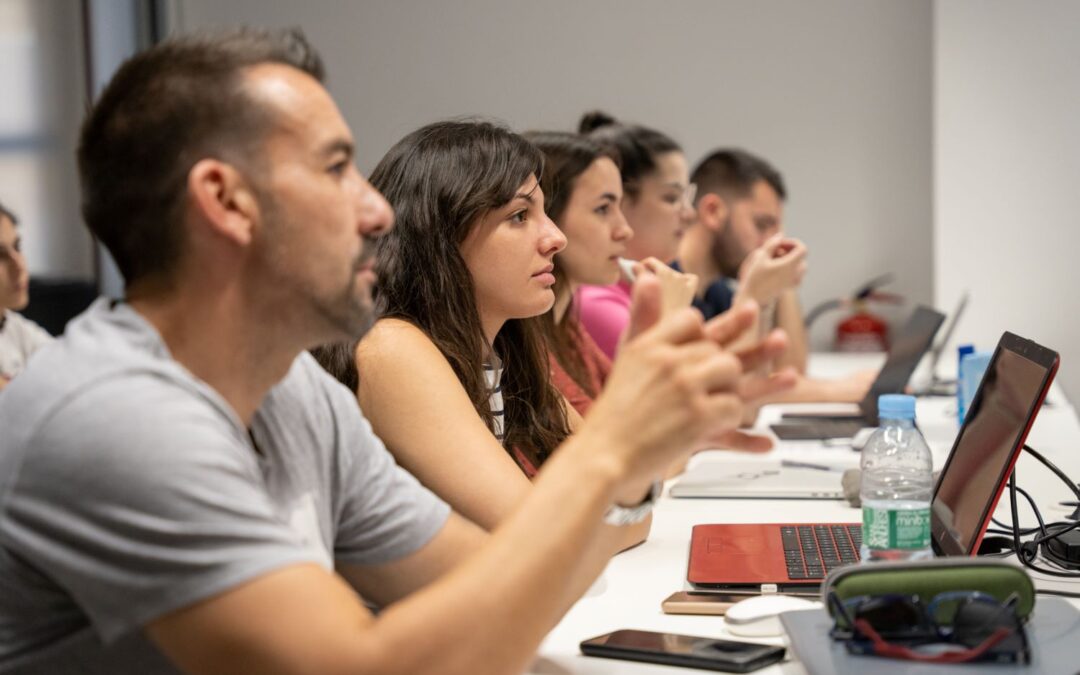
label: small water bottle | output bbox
[956,344,975,425]
[860,395,934,562]
[959,352,992,424]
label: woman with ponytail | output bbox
[575,112,700,358]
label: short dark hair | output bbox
[77,27,325,287]
[690,148,786,204]
[578,110,681,199]
[0,200,17,226]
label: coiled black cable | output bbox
[1004,445,1080,578]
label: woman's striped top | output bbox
[482,358,504,444]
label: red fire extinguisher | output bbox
[805,274,904,353]
[835,299,890,352]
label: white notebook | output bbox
[670,460,846,500]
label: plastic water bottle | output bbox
[959,351,992,425]
[956,344,975,425]
[860,395,934,562]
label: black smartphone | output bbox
[580,629,785,672]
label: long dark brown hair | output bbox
[524,131,620,399]
[367,120,570,470]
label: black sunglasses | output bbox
[828,590,1030,664]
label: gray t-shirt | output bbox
[0,300,450,673]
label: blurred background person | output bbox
[679,149,806,368]
[575,112,698,359]
[0,201,53,391]
[680,151,874,409]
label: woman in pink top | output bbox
[575,111,699,358]
[525,132,632,417]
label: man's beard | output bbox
[711,215,749,279]
[257,193,377,344]
[314,246,376,341]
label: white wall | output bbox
[178,0,935,342]
[85,0,146,299]
[0,0,91,278]
[934,1,1080,401]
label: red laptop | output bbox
[688,331,1059,592]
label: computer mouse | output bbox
[851,427,876,450]
[723,595,821,638]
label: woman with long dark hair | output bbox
[349,120,649,549]
[575,112,699,359]
[524,132,630,416]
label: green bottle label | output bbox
[862,506,931,550]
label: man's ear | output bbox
[187,159,260,247]
[697,192,729,233]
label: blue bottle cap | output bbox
[879,394,916,420]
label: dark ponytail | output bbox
[578,110,617,134]
[577,110,681,199]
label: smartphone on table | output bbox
[661,591,756,616]
[580,629,785,672]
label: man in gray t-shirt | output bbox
[0,300,448,671]
[0,28,788,675]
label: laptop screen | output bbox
[926,292,970,377]
[931,332,1059,556]
[858,306,946,421]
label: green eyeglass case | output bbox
[822,558,1036,623]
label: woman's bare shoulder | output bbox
[358,318,439,359]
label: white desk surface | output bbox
[526,352,1080,674]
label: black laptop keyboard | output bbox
[781,525,861,580]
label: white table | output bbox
[527,353,1080,674]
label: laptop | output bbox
[914,291,970,396]
[689,331,1059,592]
[670,460,848,500]
[770,305,946,441]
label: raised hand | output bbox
[586,275,745,487]
[633,257,699,318]
[737,236,807,306]
[698,301,799,451]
